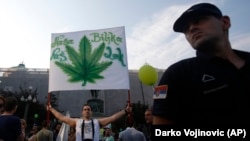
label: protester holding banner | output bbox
[48,26,131,141]
[47,103,131,141]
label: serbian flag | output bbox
[49,26,130,92]
[153,85,168,99]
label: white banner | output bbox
[49,26,130,92]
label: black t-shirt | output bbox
[0,115,22,140]
[152,50,250,124]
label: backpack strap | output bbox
[81,119,95,141]
[82,119,84,141]
[91,119,94,138]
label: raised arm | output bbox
[47,103,76,127]
[98,105,131,127]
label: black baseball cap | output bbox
[173,3,222,33]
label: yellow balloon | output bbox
[138,64,158,86]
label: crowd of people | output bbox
[1,2,250,141]
[0,95,152,141]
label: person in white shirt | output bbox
[47,103,131,141]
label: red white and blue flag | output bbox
[153,85,168,99]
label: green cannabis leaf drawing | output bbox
[55,36,113,86]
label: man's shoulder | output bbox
[133,128,144,134]
[0,114,20,119]
[37,129,53,136]
[162,57,198,77]
[171,57,197,67]
[119,129,128,134]
[46,129,53,134]
[0,115,20,125]
[36,130,42,136]
[234,49,250,60]
[75,118,83,123]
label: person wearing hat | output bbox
[152,3,250,125]
[103,124,114,141]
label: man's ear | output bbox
[222,15,231,30]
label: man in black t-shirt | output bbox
[0,96,24,141]
[152,3,250,125]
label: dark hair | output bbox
[126,115,134,127]
[145,106,153,112]
[82,103,92,110]
[4,96,18,112]
[42,120,49,128]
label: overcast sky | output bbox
[1,0,250,70]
